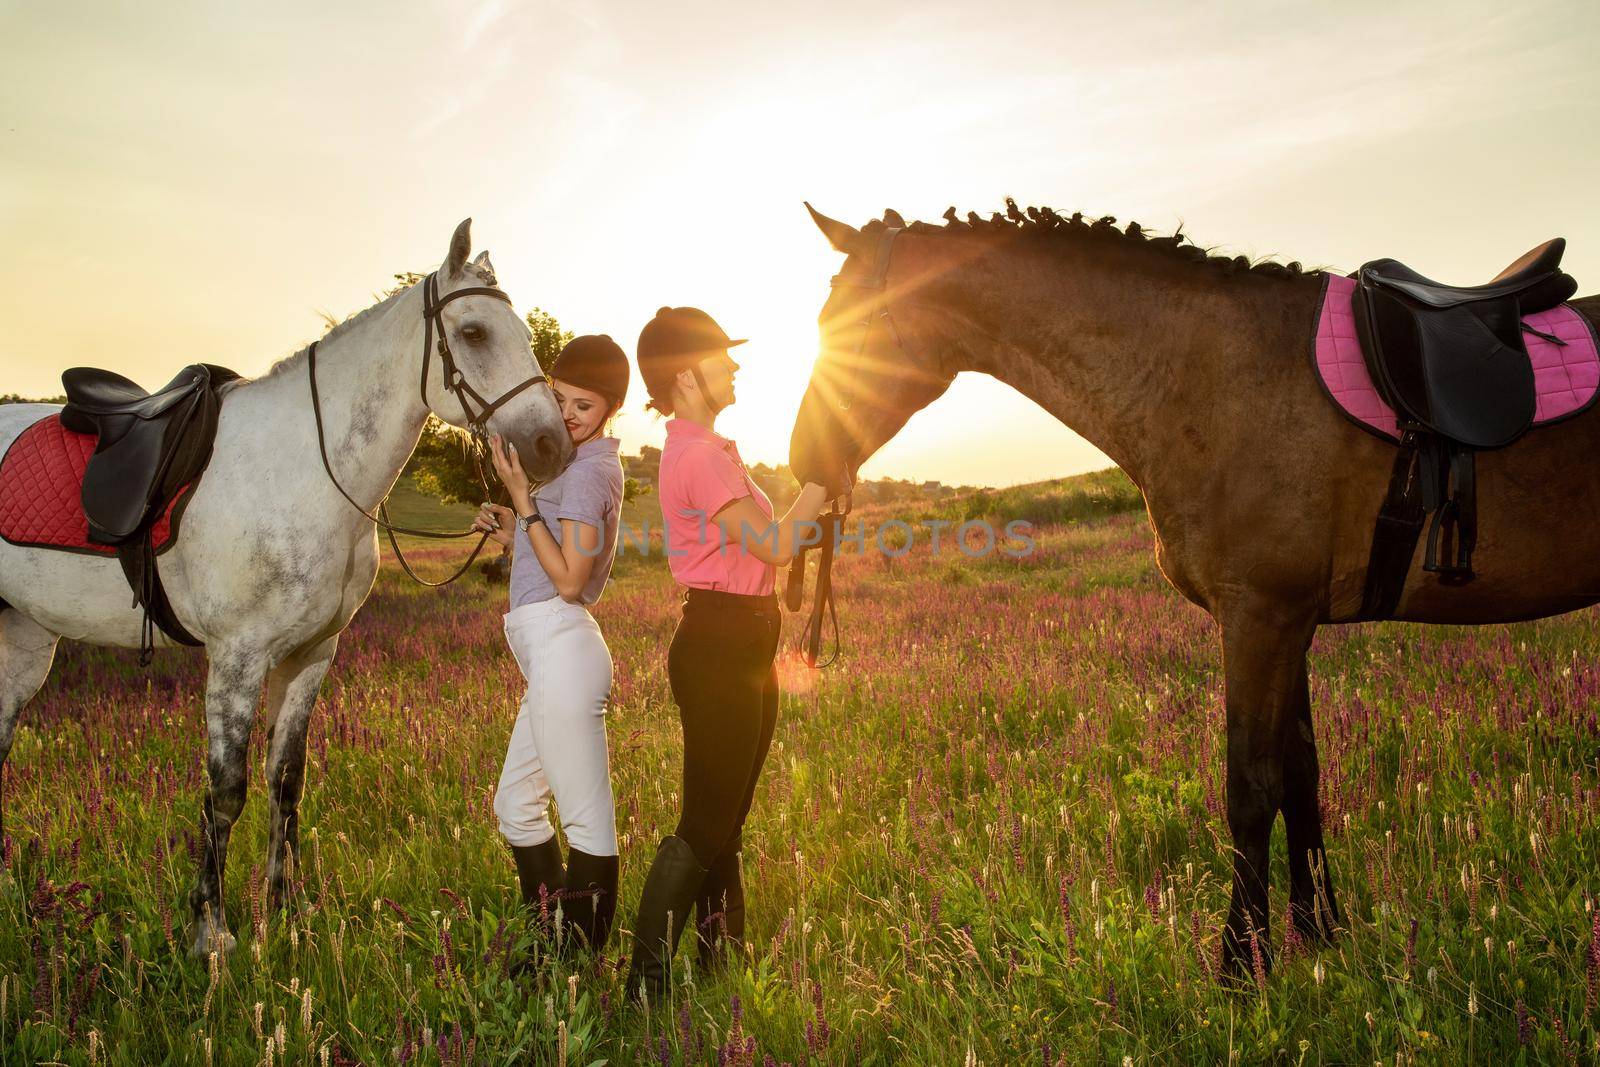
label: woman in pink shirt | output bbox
[624,306,831,1000]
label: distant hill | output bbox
[859,466,1142,527]
[379,466,1142,574]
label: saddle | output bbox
[1351,238,1580,615]
[59,362,239,659]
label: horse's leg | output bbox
[0,609,59,838]
[188,645,269,957]
[262,635,337,912]
[1282,664,1340,943]
[1218,601,1315,979]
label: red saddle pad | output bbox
[0,413,187,554]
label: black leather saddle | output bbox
[1352,239,1578,615]
[60,362,239,659]
[1355,239,1574,448]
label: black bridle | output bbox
[308,270,550,587]
[418,271,548,446]
[785,226,904,667]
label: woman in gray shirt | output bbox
[474,334,628,956]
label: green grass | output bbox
[1,468,1597,1064]
[382,477,479,535]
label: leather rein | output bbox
[785,225,904,667]
[308,271,549,587]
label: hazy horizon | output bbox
[4,0,1597,487]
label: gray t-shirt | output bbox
[509,436,624,608]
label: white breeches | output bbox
[494,596,618,856]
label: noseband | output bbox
[785,226,905,667]
[309,269,549,587]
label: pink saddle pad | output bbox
[1313,273,1600,441]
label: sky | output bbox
[4,0,1598,487]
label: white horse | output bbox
[0,219,570,955]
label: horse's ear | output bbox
[471,250,497,283]
[805,202,863,255]
[443,218,473,280]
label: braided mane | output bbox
[881,199,1322,280]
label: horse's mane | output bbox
[233,286,415,394]
[225,265,497,393]
[880,199,1323,281]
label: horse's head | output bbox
[425,219,570,483]
[789,205,957,496]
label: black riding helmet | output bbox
[636,307,746,415]
[550,334,630,410]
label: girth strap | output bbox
[1358,429,1479,620]
[121,532,202,664]
[1358,436,1426,620]
[1421,440,1476,583]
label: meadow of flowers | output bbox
[1,468,1596,1064]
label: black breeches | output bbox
[668,589,781,866]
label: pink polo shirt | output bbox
[658,418,776,594]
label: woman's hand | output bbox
[473,502,515,548]
[797,481,831,519]
[488,433,531,501]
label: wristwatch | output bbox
[518,509,545,533]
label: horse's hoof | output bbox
[189,923,237,960]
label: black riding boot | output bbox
[562,848,620,954]
[626,835,707,1002]
[693,837,745,972]
[511,838,565,931]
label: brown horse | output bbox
[787,202,1600,976]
